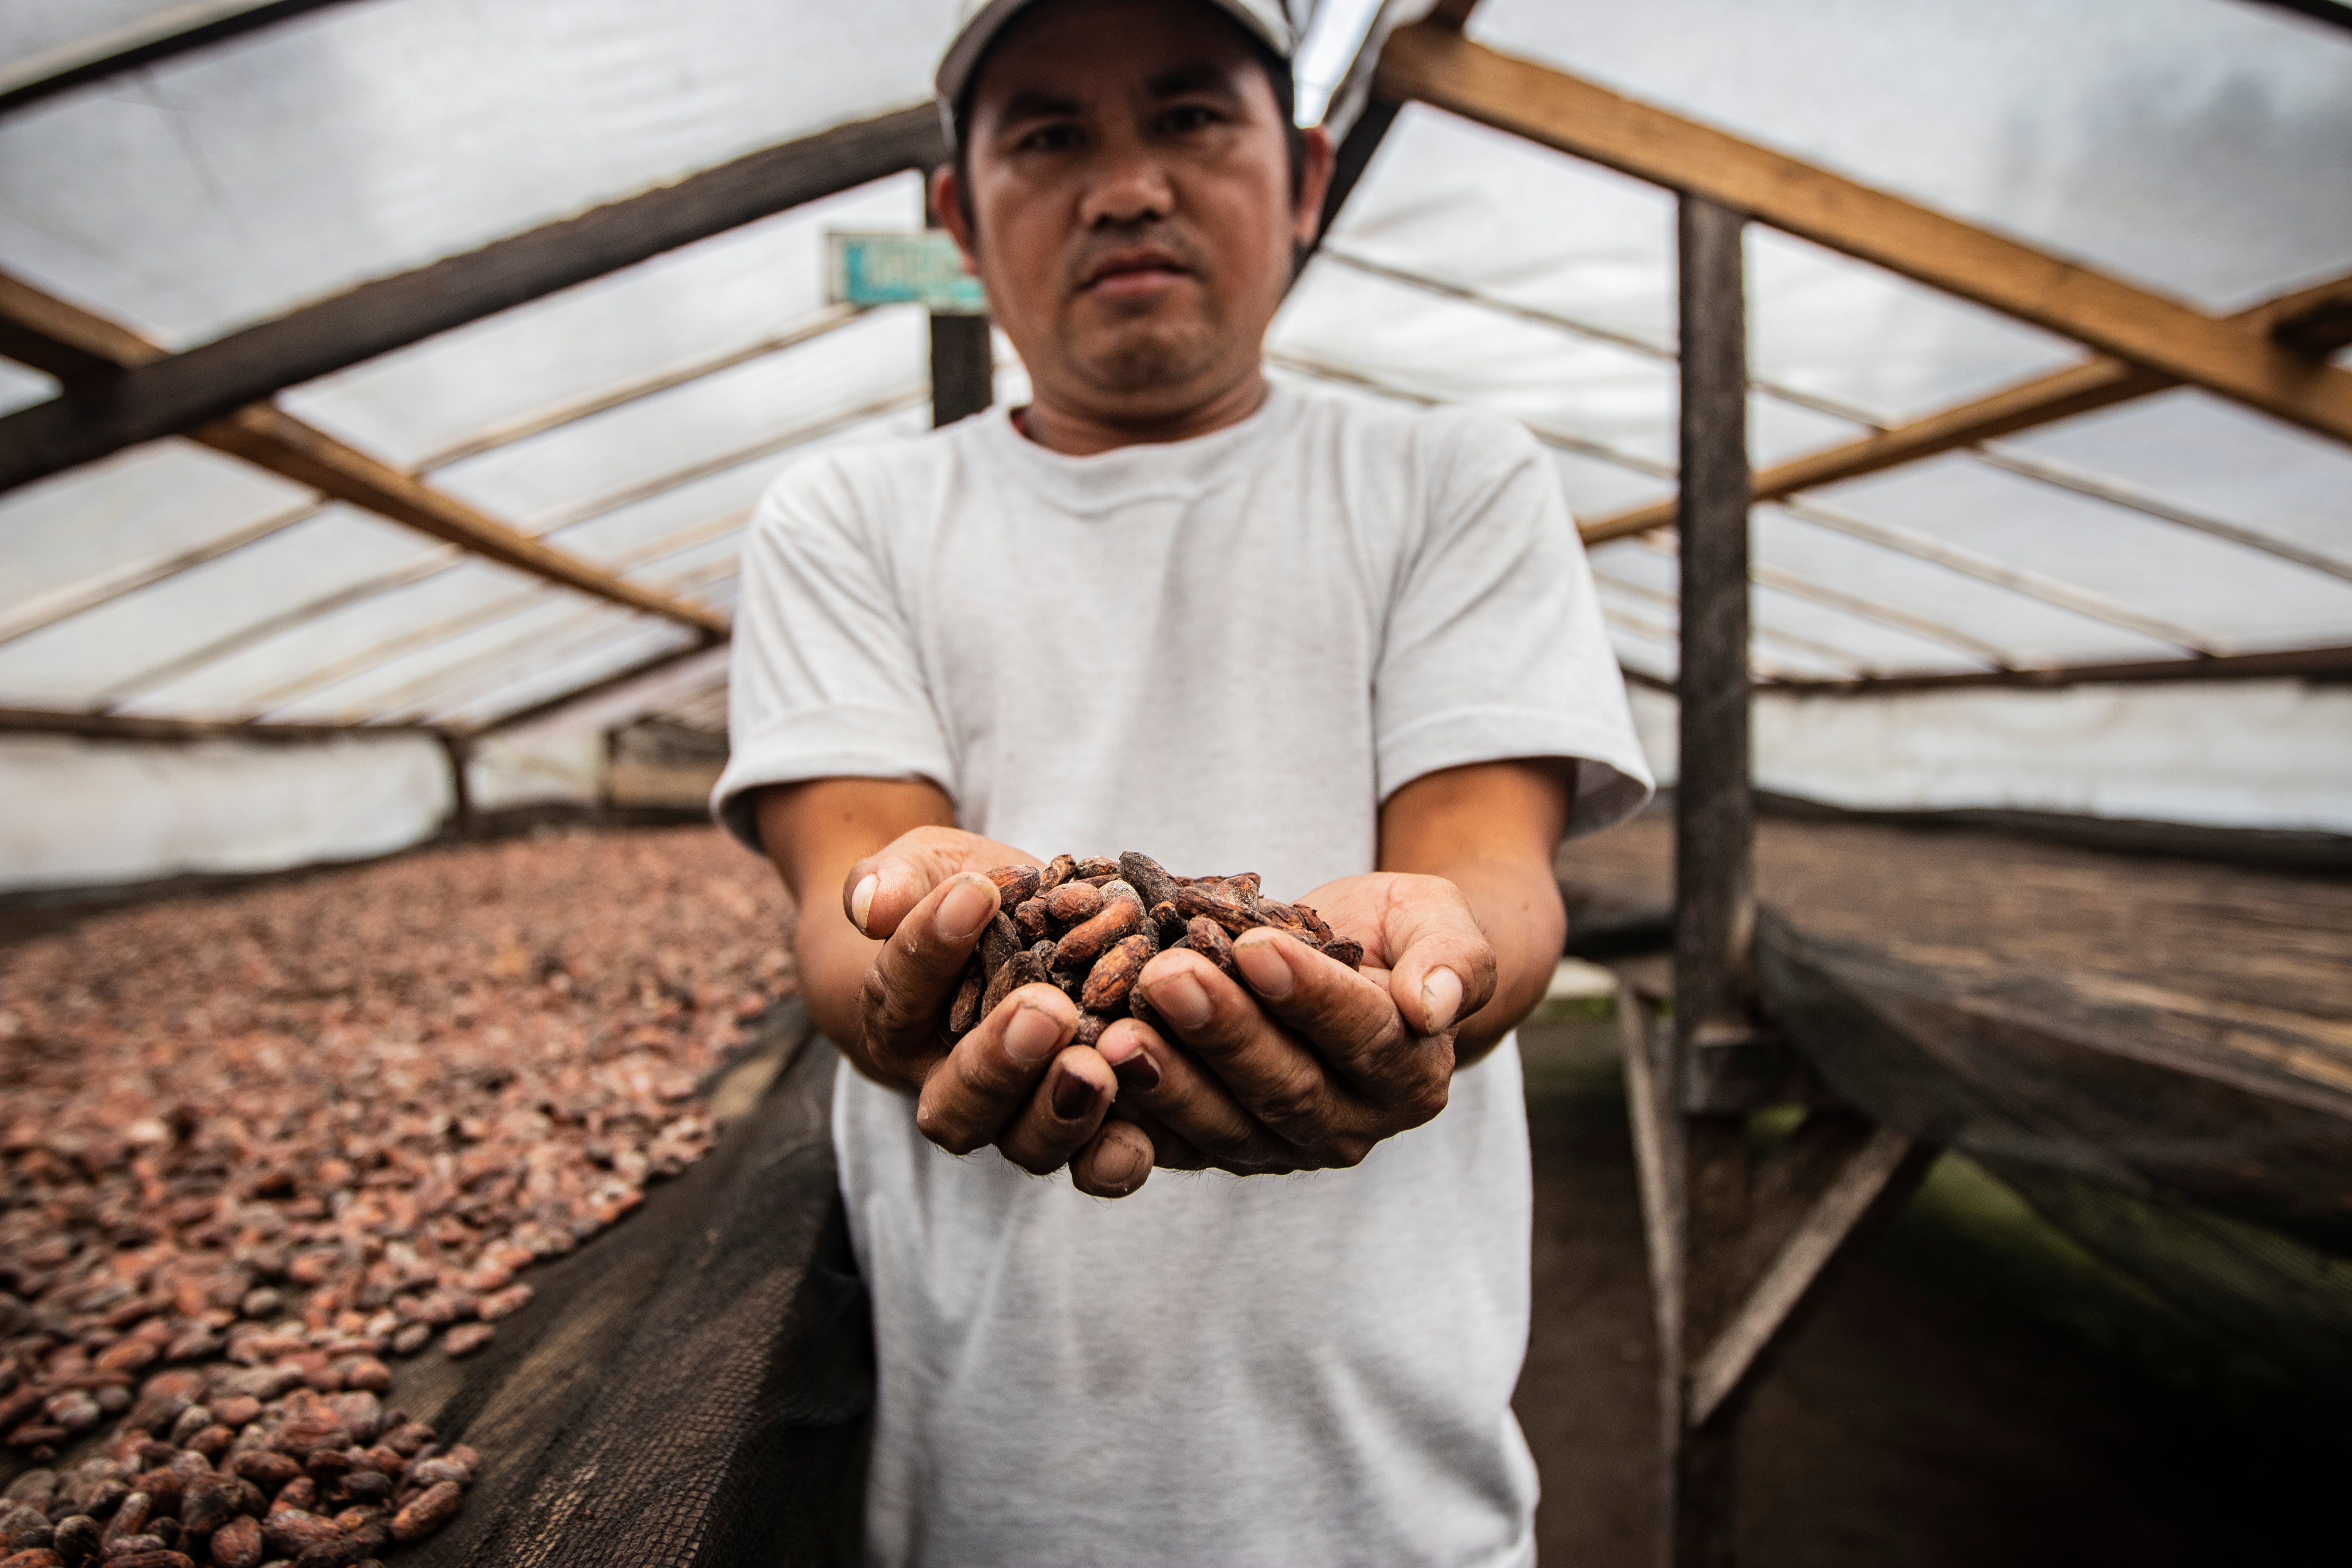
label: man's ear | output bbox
[931,165,980,273]
[1291,125,1337,247]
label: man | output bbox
[715,0,1651,1560]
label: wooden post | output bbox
[1630,210,1934,1563]
[1662,192,1753,1568]
[929,314,993,428]
[926,183,994,429]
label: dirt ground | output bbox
[1511,1017,2346,1567]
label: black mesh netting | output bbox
[382,1000,871,1567]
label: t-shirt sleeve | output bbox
[711,452,956,854]
[1373,410,1655,839]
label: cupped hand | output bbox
[1092,872,1498,1175]
[844,826,1153,1197]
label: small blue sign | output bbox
[829,231,988,315]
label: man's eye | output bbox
[1020,123,1083,152]
[1161,105,1221,134]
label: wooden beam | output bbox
[240,503,755,720]
[0,1,371,119]
[2238,0,2352,37]
[0,105,946,496]
[1967,444,2352,586]
[1579,272,2352,546]
[0,272,729,639]
[0,705,439,744]
[1685,1125,1918,1426]
[1761,640,2352,695]
[1375,25,2352,450]
[194,405,730,636]
[1777,495,2220,654]
[1317,247,1881,429]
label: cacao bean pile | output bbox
[951,852,1362,1046]
[0,828,794,1562]
[0,1374,474,1566]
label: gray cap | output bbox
[935,0,1295,106]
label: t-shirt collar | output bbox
[978,380,1298,514]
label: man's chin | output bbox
[1066,327,1222,402]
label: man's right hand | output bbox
[755,783,1154,1198]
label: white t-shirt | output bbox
[717,382,1651,1568]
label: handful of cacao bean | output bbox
[948,852,1363,1048]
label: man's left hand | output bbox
[1086,872,1499,1178]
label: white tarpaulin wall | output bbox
[0,0,2348,891]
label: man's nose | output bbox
[1078,146,1174,227]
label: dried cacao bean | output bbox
[1042,882,1102,925]
[1035,853,1076,893]
[1054,898,1143,971]
[52,1517,98,1562]
[1080,935,1154,1013]
[1173,882,1255,935]
[260,1510,339,1556]
[388,1482,460,1544]
[1116,853,1182,920]
[227,1455,298,1492]
[947,962,986,1035]
[985,864,1041,912]
[977,911,1020,980]
[205,1514,261,1568]
[440,1324,493,1359]
[1071,856,1119,880]
[1182,916,1238,975]
[1011,898,1049,938]
[99,1492,149,1547]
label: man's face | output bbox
[941,0,1326,423]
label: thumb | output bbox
[1380,878,1498,1037]
[844,841,967,938]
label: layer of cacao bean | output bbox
[0,830,796,1560]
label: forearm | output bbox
[1378,758,1573,1065]
[1420,851,1564,1061]
[754,778,957,1069]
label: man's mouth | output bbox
[1080,247,1193,298]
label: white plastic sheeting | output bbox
[0,0,2347,893]
[0,730,451,891]
[1628,680,2352,837]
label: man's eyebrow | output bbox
[1145,61,1245,98]
[996,87,1085,121]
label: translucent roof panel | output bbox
[278,174,926,469]
[1472,0,2352,309]
[0,0,958,342]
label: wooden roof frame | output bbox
[0,105,946,497]
[0,0,2347,739]
[0,273,731,638]
[1373,24,2352,452]
[0,0,374,119]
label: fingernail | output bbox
[1111,1048,1160,1094]
[1232,933,1292,998]
[1004,1002,1062,1066]
[1422,969,1464,1035]
[1051,1068,1097,1121]
[1143,971,1210,1029]
[849,873,879,934]
[939,876,996,941]
[1102,1133,1151,1191]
